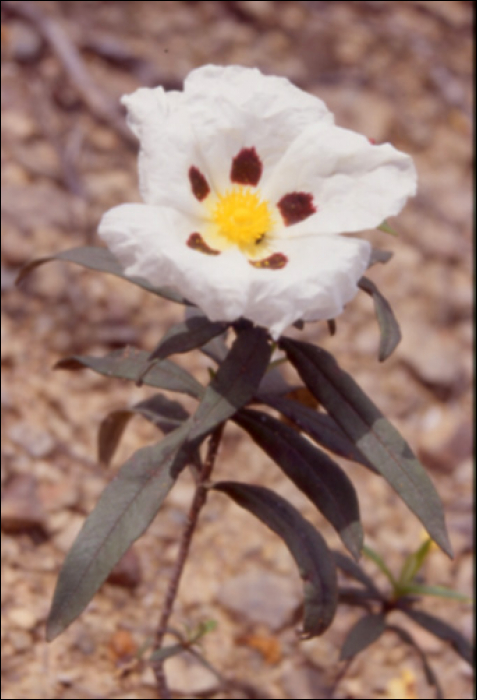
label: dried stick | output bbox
[152,424,225,699]
[3,0,135,144]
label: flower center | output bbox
[211,187,273,247]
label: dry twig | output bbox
[3,0,135,145]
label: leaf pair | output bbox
[47,326,273,641]
[280,338,452,558]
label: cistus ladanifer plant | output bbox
[18,64,469,698]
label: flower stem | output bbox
[152,423,225,699]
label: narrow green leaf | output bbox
[363,545,397,587]
[388,624,444,699]
[378,221,398,237]
[280,338,452,558]
[16,246,188,304]
[338,587,383,608]
[235,409,363,560]
[340,613,386,660]
[401,583,472,603]
[258,394,376,471]
[98,410,135,466]
[201,333,229,364]
[188,327,272,442]
[55,347,204,399]
[98,395,190,466]
[148,316,229,363]
[358,277,402,361]
[397,538,432,588]
[149,643,186,664]
[400,608,473,665]
[46,423,192,641]
[333,551,383,597]
[213,481,338,638]
[369,248,394,267]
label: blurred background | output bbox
[1,2,473,698]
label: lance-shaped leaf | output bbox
[400,583,471,603]
[234,409,363,559]
[399,608,473,665]
[188,327,272,442]
[213,481,338,638]
[369,248,394,267]
[185,307,229,364]
[280,338,452,558]
[46,422,192,641]
[340,612,387,660]
[389,624,444,700]
[333,551,383,598]
[358,276,402,361]
[148,316,229,363]
[258,393,375,471]
[55,347,204,399]
[98,394,190,466]
[16,246,189,304]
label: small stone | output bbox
[398,326,467,395]
[217,569,300,630]
[1,266,17,292]
[8,21,44,62]
[280,659,331,700]
[8,422,56,459]
[9,629,32,652]
[165,654,218,696]
[108,628,137,663]
[1,474,47,533]
[418,407,473,473]
[107,547,142,589]
[9,607,39,630]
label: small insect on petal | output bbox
[278,192,316,226]
[230,148,263,186]
[250,253,288,270]
[187,233,220,255]
[189,166,210,201]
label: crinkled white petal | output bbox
[264,122,417,236]
[122,65,334,207]
[122,88,212,217]
[183,65,334,189]
[98,203,371,339]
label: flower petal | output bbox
[245,235,371,337]
[264,122,417,235]
[98,203,254,321]
[183,65,334,189]
[121,88,213,216]
[98,203,371,339]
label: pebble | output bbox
[418,407,472,473]
[8,21,44,63]
[280,659,331,700]
[9,607,39,631]
[1,474,47,534]
[398,326,467,395]
[164,654,219,696]
[8,422,56,459]
[107,547,142,589]
[216,570,300,630]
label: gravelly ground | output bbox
[1,2,473,698]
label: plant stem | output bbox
[152,424,225,699]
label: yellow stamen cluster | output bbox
[210,187,273,249]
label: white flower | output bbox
[98,65,416,338]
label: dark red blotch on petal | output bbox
[250,253,288,270]
[187,233,220,256]
[278,192,316,226]
[189,166,210,201]
[230,148,263,186]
